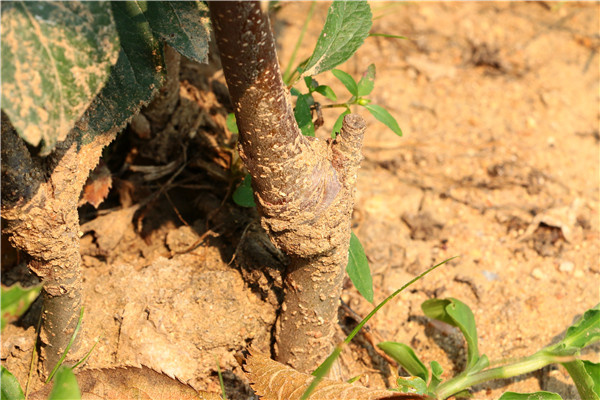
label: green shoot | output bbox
[300,257,456,400]
[215,355,228,400]
[46,307,84,383]
[379,302,600,399]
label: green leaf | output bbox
[1,1,119,154]
[304,76,318,91]
[422,298,480,370]
[48,367,80,400]
[301,1,372,77]
[332,108,351,137]
[290,87,302,96]
[498,391,563,400]
[142,1,210,64]
[346,232,373,303]
[562,360,600,400]
[72,2,166,148]
[429,361,443,391]
[314,85,337,101]
[294,94,315,137]
[232,174,256,208]
[1,284,42,331]
[396,376,427,395]
[377,342,428,382]
[332,69,358,97]
[551,304,600,353]
[363,104,402,136]
[226,113,239,134]
[1,366,24,400]
[357,64,376,96]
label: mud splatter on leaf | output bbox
[1,2,119,154]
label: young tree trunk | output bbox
[209,1,366,372]
[1,112,116,375]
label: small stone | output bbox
[558,261,574,273]
[531,268,546,280]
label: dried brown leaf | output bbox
[244,349,426,400]
[30,366,222,400]
[80,162,112,208]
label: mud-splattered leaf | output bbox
[1,366,24,400]
[357,64,376,97]
[233,174,256,208]
[72,2,165,148]
[498,392,563,400]
[395,377,427,395]
[30,366,220,400]
[363,104,402,136]
[347,232,373,303]
[1,283,42,331]
[295,94,315,137]
[245,348,424,400]
[48,367,81,400]
[1,2,119,154]
[142,1,210,64]
[301,1,372,78]
[80,162,112,208]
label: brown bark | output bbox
[1,112,116,375]
[209,1,366,372]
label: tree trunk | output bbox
[1,112,116,375]
[209,1,366,372]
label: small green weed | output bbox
[379,299,599,399]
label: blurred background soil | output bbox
[2,2,598,399]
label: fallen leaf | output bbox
[80,162,112,208]
[244,348,426,400]
[30,366,222,400]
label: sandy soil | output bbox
[2,2,599,399]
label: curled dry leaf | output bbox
[30,366,221,400]
[80,161,112,208]
[244,348,426,400]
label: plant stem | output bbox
[435,352,560,399]
[209,1,366,372]
[1,112,116,376]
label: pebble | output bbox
[558,261,574,273]
[531,268,546,280]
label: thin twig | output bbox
[164,190,190,227]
